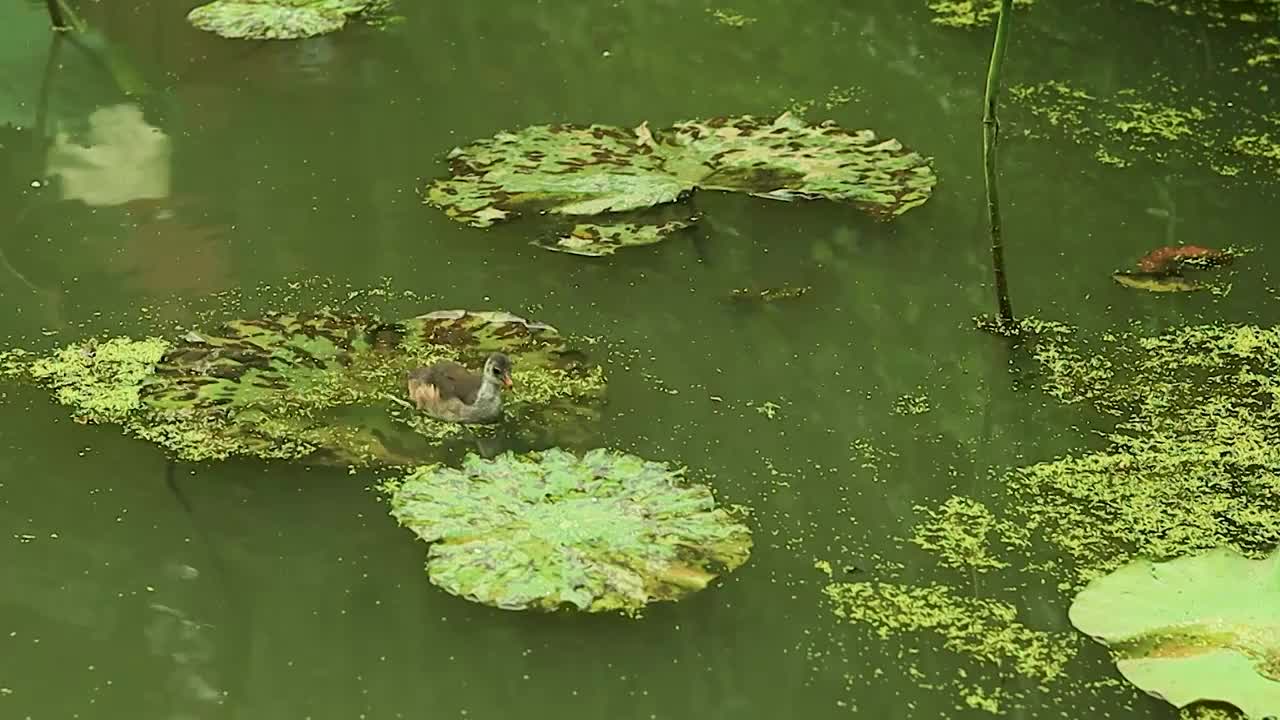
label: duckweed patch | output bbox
[826,318,1280,713]
[27,337,170,424]
[891,392,931,416]
[926,0,1034,28]
[6,310,606,466]
[1011,80,1280,176]
[707,8,756,27]
[909,496,1027,572]
[1134,0,1280,24]
[824,582,1077,681]
[1004,321,1280,584]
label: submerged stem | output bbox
[983,0,1015,324]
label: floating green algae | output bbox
[6,310,606,466]
[891,392,932,416]
[926,0,1034,29]
[1243,35,1280,67]
[1134,0,1280,24]
[387,448,753,615]
[1010,80,1280,177]
[707,8,757,27]
[909,496,1028,572]
[1003,321,1280,585]
[26,337,169,425]
[824,581,1077,681]
[823,317,1279,715]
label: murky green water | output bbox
[2,0,1278,718]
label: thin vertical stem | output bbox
[983,0,1015,324]
[45,0,68,29]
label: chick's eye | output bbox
[493,367,503,376]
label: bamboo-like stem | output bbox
[982,0,1015,324]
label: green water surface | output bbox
[1,0,1278,718]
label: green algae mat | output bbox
[426,112,936,256]
[817,318,1280,716]
[1071,547,1280,718]
[3,310,605,466]
[387,448,752,614]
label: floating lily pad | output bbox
[186,0,385,40]
[1069,547,1280,718]
[538,218,696,257]
[388,448,753,614]
[1113,270,1202,292]
[426,112,935,255]
[10,310,605,465]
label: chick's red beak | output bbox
[502,373,513,389]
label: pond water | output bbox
[1,0,1278,718]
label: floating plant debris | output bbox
[1114,244,1232,293]
[1136,245,1231,273]
[707,8,757,27]
[728,285,812,303]
[387,448,752,615]
[891,392,932,416]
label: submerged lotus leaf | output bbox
[186,0,376,40]
[538,218,696,257]
[388,448,752,614]
[13,310,605,466]
[426,113,934,253]
[1069,547,1280,718]
[1113,270,1202,292]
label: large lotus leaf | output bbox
[1069,547,1280,718]
[14,310,604,466]
[427,124,686,227]
[186,0,376,40]
[426,112,935,254]
[658,113,937,212]
[388,448,753,614]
